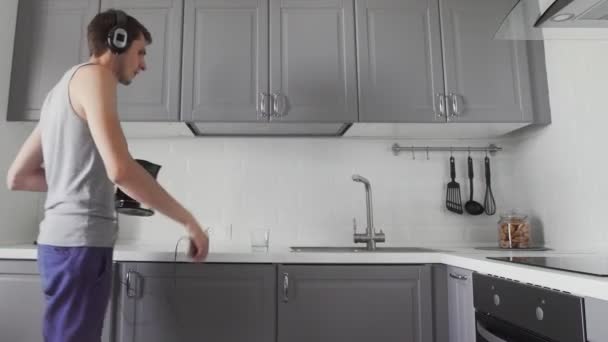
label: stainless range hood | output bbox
[185,122,352,137]
[496,0,608,39]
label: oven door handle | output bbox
[477,321,508,342]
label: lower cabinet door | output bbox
[278,264,433,342]
[447,266,475,342]
[0,260,45,342]
[115,262,276,342]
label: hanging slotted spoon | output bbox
[446,156,463,214]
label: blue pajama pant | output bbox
[37,245,113,342]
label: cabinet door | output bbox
[585,297,608,342]
[8,0,99,121]
[0,261,45,342]
[446,266,475,342]
[182,0,269,122]
[269,0,357,122]
[278,264,433,342]
[356,0,445,123]
[115,263,276,342]
[101,0,182,121]
[440,0,533,123]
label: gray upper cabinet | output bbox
[269,0,358,123]
[0,261,45,342]
[356,0,535,124]
[8,0,99,121]
[440,0,533,123]
[115,262,276,342]
[181,0,269,122]
[446,266,475,342]
[356,0,445,123]
[102,0,183,121]
[278,264,433,342]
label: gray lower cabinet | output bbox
[356,0,445,123]
[439,0,533,123]
[269,0,358,123]
[278,264,433,342]
[101,0,183,121]
[585,297,608,341]
[8,0,99,121]
[0,260,45,342]
[0,259,113,342]
[114,262,276,342]
[446,266,475,342]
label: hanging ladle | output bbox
[465,155,485,215]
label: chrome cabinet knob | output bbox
[258,92,270,120]
[435,93,446,119]
[271,92,288,119]
[447,93,463,121]
[493,294,501,306]
[536,306,544,321]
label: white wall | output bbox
[511,40,608,251]
[0,0,41,245]
[117,137,517,248]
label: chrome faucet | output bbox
[352,174,385,250]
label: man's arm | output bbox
[72,65,208,261]
[6,124,48,192]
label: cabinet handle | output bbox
[476,322,508,342]
[258,92,270,120]
[125,270,143,298]
[448,93,463,120]
[283,272,289,303]
[271,92,288,120]
[449,272,468,281]
[435,93,446,119]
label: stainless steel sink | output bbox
[290,246,437,253]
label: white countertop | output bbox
[2,242,608,301]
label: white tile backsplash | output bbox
[117,137,516,247]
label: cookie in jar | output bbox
[498,211,531,248]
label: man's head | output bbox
[87,9,152,85]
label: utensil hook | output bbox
[411,146,415,160]
[426,147,430,160]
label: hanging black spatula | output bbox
[446,156,463,214]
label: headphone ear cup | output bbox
[107,26,129,54]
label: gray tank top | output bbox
[38,63,118,247]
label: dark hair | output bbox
[87,9,152,57]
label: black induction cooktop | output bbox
[487,256,608,277]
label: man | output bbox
[6,9,209,342]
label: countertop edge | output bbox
[1,245,608,301]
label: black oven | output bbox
[473,273,587,342]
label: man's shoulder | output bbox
[72,64,116,89]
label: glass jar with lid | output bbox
[498,210,531,248]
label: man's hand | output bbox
[187,222,210,262]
